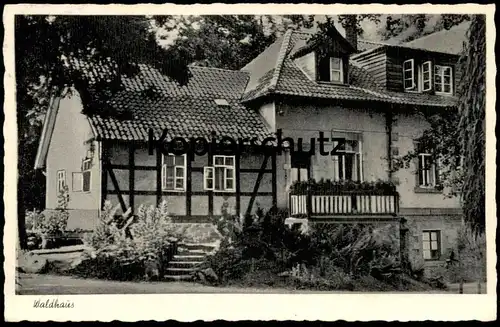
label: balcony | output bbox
[288,180,399,219]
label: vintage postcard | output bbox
[3,3,497,322]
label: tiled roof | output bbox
[357,39,390,52]
[72,61,272,142]
[241,29,458,108]
[242,30,393,103]
[402,22,470,55]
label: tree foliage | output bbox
[457,15,486,231]
[15,15,193,248]
[380,14,471,42]
[159,15,315,70]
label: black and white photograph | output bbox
[3,3,496,322]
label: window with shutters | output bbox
[162,154,186,191]
[422,230,441,260]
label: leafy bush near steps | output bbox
[204,204,411,290]
[74,201,178,281]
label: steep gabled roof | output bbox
[402,21,470,55]
[86,65,272,142]
[241,29,394,103]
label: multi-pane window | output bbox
[82,159,92,192]
[57,170,66,193]
[403,59,453,95]
[204,155,235,191]
[329,57,343,83]
[418,153,436,187]
[435,65,453,94]
[422,230,441,260]
[290,151,310,183]
[162,154,186,191]
[331,139,363,181]
[403,59,416,90]
[73,159,92,192]
[422,61,432,91]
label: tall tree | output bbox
[15,15,192,248]
[159,15,316,70]
[457,15,486,231]
[380,14,471,43]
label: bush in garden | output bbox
[308,223,401,278]
[77,201,177,280]
[25,186,70,249]
[448,224,486,285]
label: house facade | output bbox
[34,22,468,272]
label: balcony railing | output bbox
[289,191,399,218]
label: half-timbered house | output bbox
[34,21,468,273]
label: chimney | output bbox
[344,15,358,52]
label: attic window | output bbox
[214,99,230,106]
[317,55,345,84]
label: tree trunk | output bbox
[17,202,28,250]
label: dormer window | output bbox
[403,59,416,91]
[318,55,345,83]
[434,65,453,94]
[403,58,454,95]
[422,61,432,91]
[329,57,344,83]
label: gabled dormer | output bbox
[290,25,356,85]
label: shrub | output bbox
[448,224,486,283]
[77,201,177,280]
[309,223,400,278]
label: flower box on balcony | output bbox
[288,179,399,218]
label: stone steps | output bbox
[163,242,218,281]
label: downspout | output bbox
[385,106,393,181]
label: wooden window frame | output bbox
[329,57,344,83]
[57,170,66,193]
[82,158,92,192]
[421,61,433,92]
[417,153,437,188]
[331,138,363,182]
[422,230,442,261]
[434,65,453,95]
[162,153,187,192]
[403,59,416,91]
[210,155,236,192]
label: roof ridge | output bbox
[358,39,389,45]
[403,21,471,46]
[190,65,243,73]
[268,29,294,92]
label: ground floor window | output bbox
[162,154,186,191]
[57,170,66,193]
[204,155,235,191]
[422,230,441,260]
